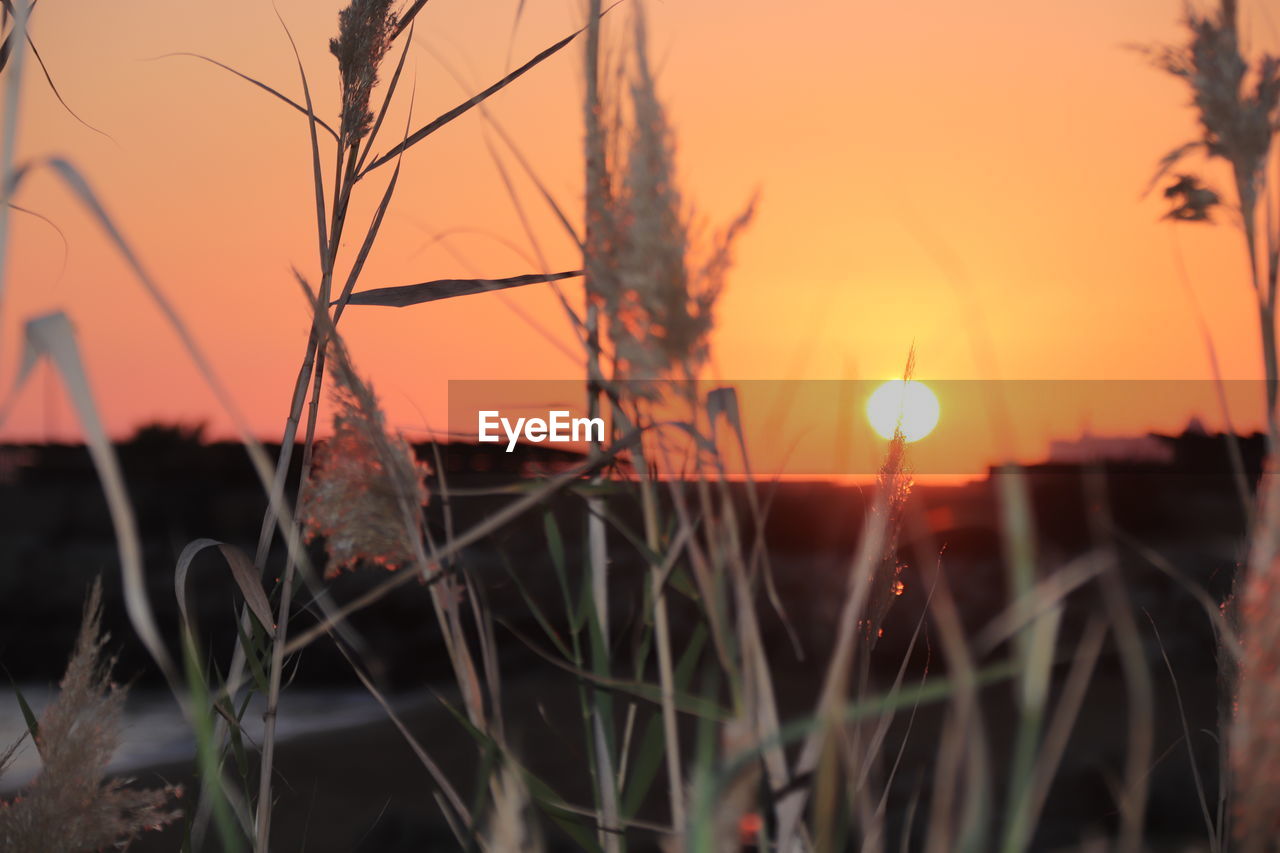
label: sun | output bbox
[866,379,940,442]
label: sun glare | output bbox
[866,380,940,442]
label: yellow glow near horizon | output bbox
[866,380,940,442]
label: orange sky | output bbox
[2,0,1275,461]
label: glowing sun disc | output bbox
[866,380,940,442]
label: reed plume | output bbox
[1145,0,1280,418]
[330,0,399,147]
[0,581,181,851]
[299,351,430,577]
[597,10,755,392]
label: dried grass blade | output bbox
[362,7,622,175]
[1113,527,1240,656]
[174,538,277,638]
[333,642,473,843]
[973,552,1105,655]
[8,202,67,281]
[158,53,339,141]
[13,313,179,686]
[272,10,329,263]
[345,270,582,307]
[24,30,110,140]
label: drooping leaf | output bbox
[174,538,276,639]
[160,52,340,141]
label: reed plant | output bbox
[1147,2,1280,849]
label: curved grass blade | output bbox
[2,668,39,743]
[272,9,329,264]
[24,29,111,140]
[174,538,276,639]
[37,156,353,675]
[3,311,265,847]
[157,52,339,142]
[9,202,67,282]
[11,312,180,688]
[345,269,582,307]
[332,642,473,845]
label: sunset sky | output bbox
[2,0,1274,465]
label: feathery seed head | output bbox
[597,9,755,393]
[300,355,429,577]
[1147,1,1280,209]
[0,581,181,849]
[331,0,398,147]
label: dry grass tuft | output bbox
[0,580,181,851]
[596,9,755,390]
[330,0,399,147]
[299,353,430,577]
[1145,0,1280,206]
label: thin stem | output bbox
[583,0,620,847]
[636,430,685,832]
[254,131,352,852]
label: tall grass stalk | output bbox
[1148,3,1280,847]
[583,1,623,846]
